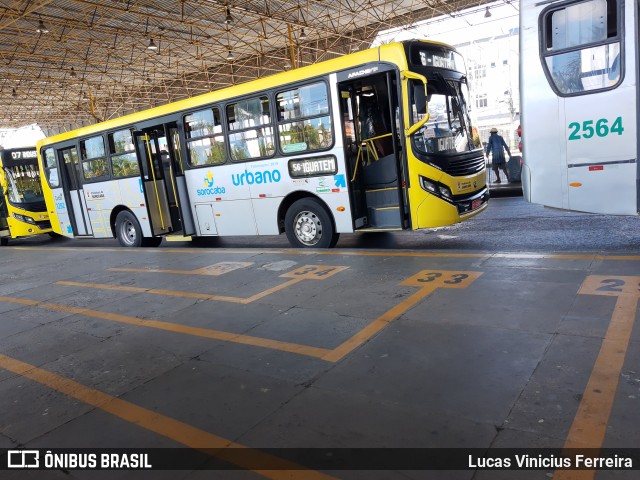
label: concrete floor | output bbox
[0,210,639,479]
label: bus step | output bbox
[165,234,192,242]
[365,187,398,207]
[367,205,401,228]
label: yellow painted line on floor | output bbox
[322,286,435,363]
[10,268,478,364]
[323,270,482,362]
[0,295,331,360]
[9,245,640,261]
[554,275,640,480]
[56,265,348,304]
[109,261,254,276]
[55,279,303,305]
[0,353,333,479]
[55,268,480,363]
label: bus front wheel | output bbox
[285,198,338,248]
[0,238,8,246]
[115,211,144,247]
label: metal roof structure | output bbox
[1,0,495,136]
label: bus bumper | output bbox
[413,188,489,228]
[7,216,52,238]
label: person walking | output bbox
[485,127,511,183]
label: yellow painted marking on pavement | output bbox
[56,265,348,304]
[400,270,483,289]
[554,275,640,480]
[8,267,479,364]
[109,261,254,276]
[55,280,287,304]
[9,245,640,261]
[322,270,482,362]
[0,354,334,479]
[0,295,331,360]
[55,268,477,362]
[578,275,640,297]
[280,265,349,280]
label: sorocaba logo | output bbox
[197,170,226,196]
[204,170,214,188]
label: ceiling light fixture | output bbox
[12,87,17,97]
[36,19,49,34]
[484,6,492,18]
[147,38,158,50]
[70,67,77,78]
[299,28,307,40]
[226,49,234,60]
[225,7,233,24]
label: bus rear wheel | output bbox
[0,237,8,246]
[285,198,338,248]
[115,211,143,247]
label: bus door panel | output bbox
[166,125,195,236]
[134,131,172,236]
[152,127,181,229]
[338,72,403,229]
[58,146,92,236]
[338,85,368,226]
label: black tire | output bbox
[115,210,143,247]
[285,198,338,248]
[0,237,8,246]
[47,231,60,238]
[142,236,163,247]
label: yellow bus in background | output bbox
[38,40,488,248]
[0,147,52,245]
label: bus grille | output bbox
[444,155,485,177]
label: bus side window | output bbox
[542,0,621,95]
[43,148,59,188]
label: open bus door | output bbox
[134,124,196,237]
[337,70,406,230]
[133,130,172,237]
[56,145,92,237]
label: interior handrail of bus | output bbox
[350,133,392,182]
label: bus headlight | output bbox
[419,175,456,204]
[419,176,437,194]
[13,213,36,224]
[438,185,452,200]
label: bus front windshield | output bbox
[410,77,481,155]
[4,162,45,206]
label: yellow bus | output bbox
[0,147,52,246]
[38,40,488,248]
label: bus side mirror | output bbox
[413,83,427,115]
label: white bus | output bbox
[39,40,488,248]
[520,0,638,215]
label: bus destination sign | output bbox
[288,156,338,178]
[412,46,464,73]
[1,149,37,162]
[419,51,454,69]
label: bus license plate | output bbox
[471,199,483,210]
